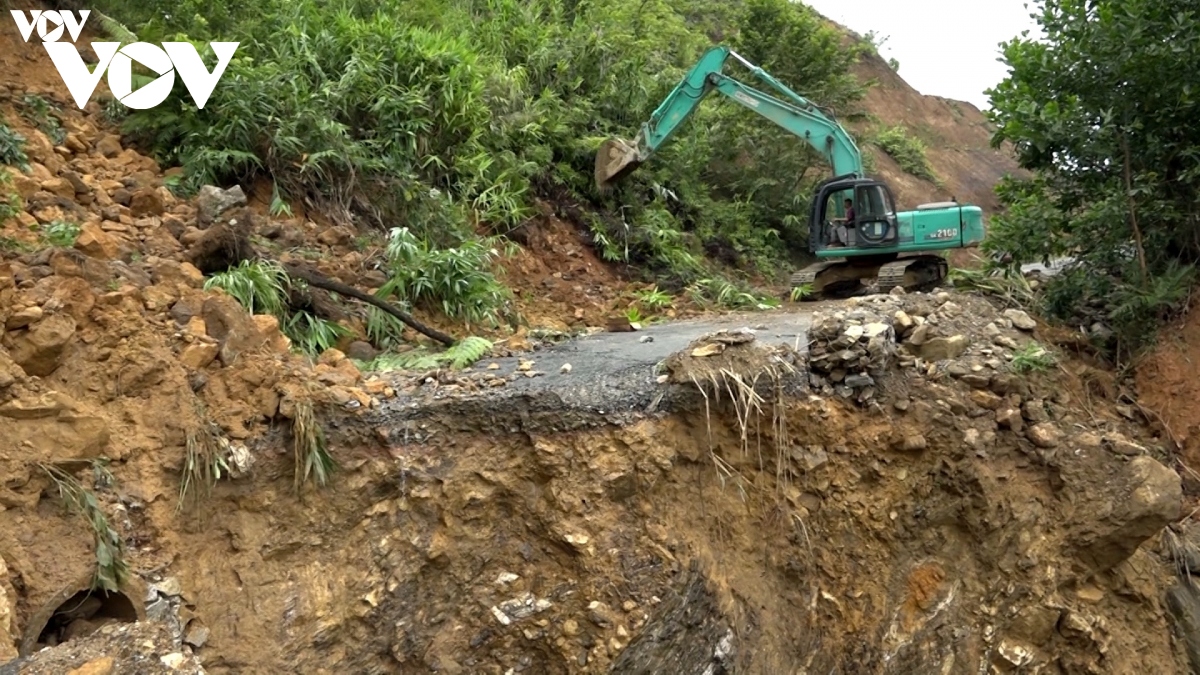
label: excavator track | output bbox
[875,255,949,294]
[789,258,877,298]
[790,254,949,300]
[789,260,842,289]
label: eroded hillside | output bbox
[1,2,1197,675]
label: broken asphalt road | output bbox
[379,305,825,424]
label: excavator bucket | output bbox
[594,137,642,190]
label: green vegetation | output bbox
[17,94,67,146]
[986,0,1200,361]
[179,416,230,512]
[367,335,494,371]
[292,398,335,493]
[1009,341,1057,374]
[90,0,869,296]
[0,122,29,171]
[40,462,129,592]
[871,125,937,182]
[686,276,780,310]
[0,170,21,225]
[379,226,516,329]
[42,220,81,247]
[203,259,349,355]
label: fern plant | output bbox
[370,336,494,371]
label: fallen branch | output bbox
[284,262,457,347]
[184,215,458,346]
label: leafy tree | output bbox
[985,0,1200,357]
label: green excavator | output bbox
[594,45,985,296]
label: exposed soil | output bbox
[6,289,1191,674]
[1135,302,1200,483]
[1,5,1197,675]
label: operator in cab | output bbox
[831,197,855,246]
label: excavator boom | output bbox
[595,46,862,189]
[596,45,985,297]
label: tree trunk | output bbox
[284,262,456,346]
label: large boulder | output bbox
[1071,456,1182,573]
[5,312,76,377]
[196,185,247,227]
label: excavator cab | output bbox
[808,175,900,252]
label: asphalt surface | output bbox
[371,260,1075,431]
[376,305,828,427]
[508,310,813,376]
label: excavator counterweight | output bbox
[594,45,985,297]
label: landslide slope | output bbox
[845,45,1028,214]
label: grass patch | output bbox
[203,259,348,356]
[687,277,780,311]
[178,419,230,513]
[947,266,1037,308]
[871,125,937,183]
[292,397,335,492]
[40,461,129,592]
[1010,341,1057,373]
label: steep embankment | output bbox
[847,48,1028,213]
[1135,305,1200,480]
[4,280,1193,674]
[819,20,1029,270]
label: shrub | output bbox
[94,0,869,289]
[872,125,936,182]
[0,123,29,171]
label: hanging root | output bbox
[662,330,802,501]
[179,416,229,513]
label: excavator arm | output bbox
[595,45,864,188]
